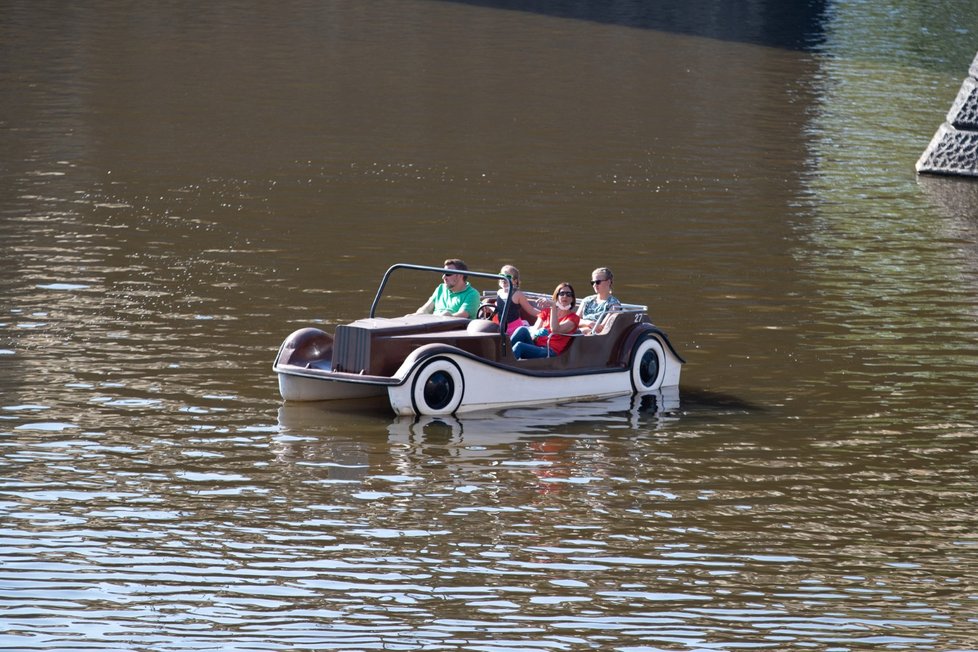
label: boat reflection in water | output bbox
[274,389,679,495]
[384,389,680,493]
[278,387,678,435]
[274,397,392,484]
[386,386,680,443]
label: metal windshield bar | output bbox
[369,264,515,343]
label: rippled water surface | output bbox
[3,1,978,650]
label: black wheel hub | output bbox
[423,370,454,410]
[640,349,659,386]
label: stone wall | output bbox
[916,51,978,177]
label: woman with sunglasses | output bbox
[577,267,621,334]
[510,282,581,359]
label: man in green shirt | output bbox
[416,258,481,318]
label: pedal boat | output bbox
[273,263,684,416]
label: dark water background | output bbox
[2,1,978,650]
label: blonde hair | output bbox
[500,264,521,289]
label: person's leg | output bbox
[513,342,552,359]
[510,325,533,345]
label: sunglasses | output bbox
[590,279,606,285]
[557,291,574,297]
[442,272,457,278]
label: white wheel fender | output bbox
[630,337,666,392]
[411,357,464,416]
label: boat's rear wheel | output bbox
[411,357,464,415]
[630,337,666,393]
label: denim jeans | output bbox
[511,326,554,359]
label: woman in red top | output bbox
[510,282,581,359]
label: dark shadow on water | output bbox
[676,386,764,414]
[436,0,829,51]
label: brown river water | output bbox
[2,1,978,650]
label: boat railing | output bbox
[369,263,517,341]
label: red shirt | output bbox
[534,309,581,354]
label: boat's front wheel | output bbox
[411,357,464,415]
[630,337,666,393]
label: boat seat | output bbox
[557,310,641,368]
[466,319,499,334]
[593,310,622,335]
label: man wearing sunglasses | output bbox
[415,258,481,318]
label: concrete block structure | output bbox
[916,51,978,177]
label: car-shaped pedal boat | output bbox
[274,263,684,416]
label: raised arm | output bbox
[554,313,578,334]
[516,290,541,319]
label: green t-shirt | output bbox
[431,282,480,317]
